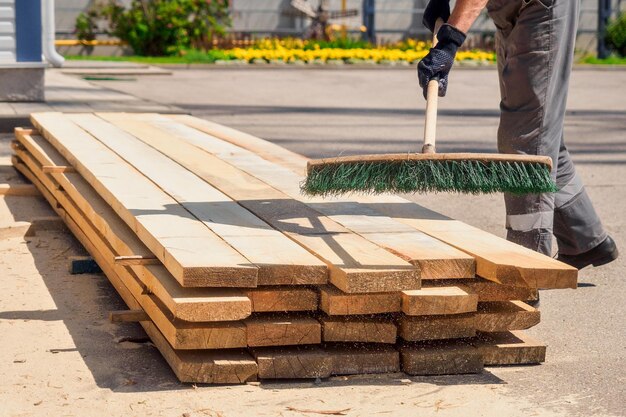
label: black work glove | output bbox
[422,0,450,32]
[417,24,466,99]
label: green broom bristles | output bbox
[301,159,558,196]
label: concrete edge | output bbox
[151,63,626,71]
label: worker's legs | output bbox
[487,0,606,255]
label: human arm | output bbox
[418,0,489,98]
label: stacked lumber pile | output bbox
[11,113,578,383]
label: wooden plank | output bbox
[97,113,418,293]
[243,287,318,312]
[15,132,252,323]
[244,315,321,347]
[401,286,478,316]
[326,344,400,375]
[13,155,248,350]
[320,315,397,343]
[144,322,258,383]
[151,114,473,281]
[174,115,577,290]
[474,331,546,366]
[253,346,332,379]
[425,278,539,302]
[399,313,476,341]
[27,115,258,288]
[0,183,39,196]
[114,255,160,266]
[109,309,149,323]
[69,113,328,287]
[475,301,540,332]
[319,285,400,315]
[42,165,76,173]
[400,341,483,375]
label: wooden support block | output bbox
[68,256,102,274]
[399,313,476,341]
[474,331,546,366]
[253,346,332,379]
[319,285,400,315]
[326,344,400,376]
[475,301,540,332]
[109,309,149,323]
[114,255,160,266]
[24,216,66,236]
[0,183,39,196]
[42,165,76,173]
[244,315,321,347]
[244,287,318,312]
[320,316,397,344]
[401,341,484,376]
[401,286,478,316]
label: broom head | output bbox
[302,153,557,196]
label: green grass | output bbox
[579,55,626,65]
[64,49,233,64]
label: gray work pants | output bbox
[486,0,607,256]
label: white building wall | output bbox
[0,0,15,62]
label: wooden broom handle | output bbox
[422,18,445,154]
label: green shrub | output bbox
[606,12,626,57]
[76,0,231,56]
[75,9,99,42]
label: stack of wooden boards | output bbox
[11,113,578,384]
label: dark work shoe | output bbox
[557,236,619,270]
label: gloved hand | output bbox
[422,0,450,32]
[417,24,466,98]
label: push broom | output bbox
[301,22,557,197]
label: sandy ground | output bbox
[1,67,624,417]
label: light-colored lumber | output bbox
[42,165,76,173]
[69,113,328,287]
[401,286,478,316]
[0,183,39,196]
[425,279,539,302]
[114,255,159,265]
[15,132,253,323]
[399,313,476,341]
[475,331,546,365]
[152,113,474,280]
[320,316,397,343]
[319,285,400,315]
[13,155,248,350]
[400,341,483,375]
[97,113,419,293]
[475,301,540,332]
[174,115,577,290]
[253,346,332,379]
[244,315,321,347]
[26,117,259,288]
[109,309,149,323]
[243,287,318,312]
[326,345,400,375]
